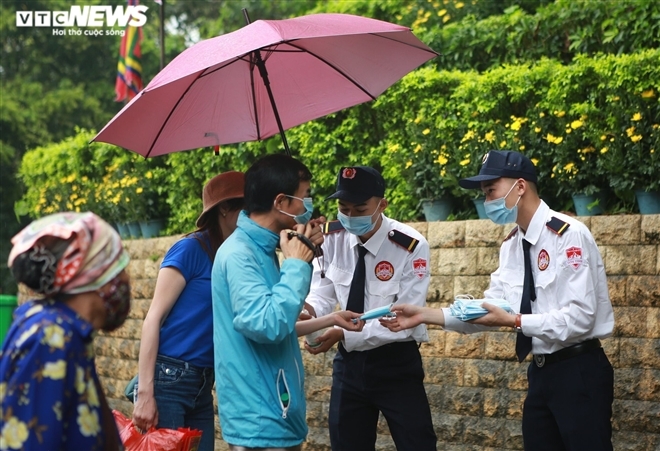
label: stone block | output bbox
[423,357,464,386]
[607,276,627,306]
[432,412,465,443]
[432,248,478,275]
[615,368,660,402]
[463,359,507,388]
[461,416,505,447]
[128,298,152,320]
[484,331,516,361]
[304,426,332,451]
[420,329,446,357]
[613,430,660,451]
[427,221,465,249]
[614,307,649,337]
[477,247,500,275]
[647,308,660,339]
[94,336,140,360]
[602,338,620,368]
[305,375,332,404]
[591,215,641,245]
[453,276,491,298]
[103,318,143,339]
[641,215,660,245]
[305,400,327,428]
[627,276,660,307]
[612,399,660,434]
[445,332,486,359]
[427,275,454,303]
[604,245,657,275]
[123,236,178,260]
[502,361,528,391]
[130,278,157,300]
[465,220,504,248]
[406,221,428,238]
[618,338,660,368]
[482,388,525,420]
[95,356,138,380]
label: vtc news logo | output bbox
[16,5,148,28]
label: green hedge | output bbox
[421,0,660,72]
[17,49,659,231]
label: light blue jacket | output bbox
[212,211,311,447]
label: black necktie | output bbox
[516,239,536,362]
[346,245,368,314]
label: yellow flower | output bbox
[1,417,29,449]
[631,113,642,122]
[42,324,66,349]
[456,2,464,8]
[539,112,545,118]
[87,380,100,407]
[459,158,470,166]
[520,146,527,151]
[413,144,422,154]
[626,126,636,137]
[641,89,655,98]
[442,14,451,23]
[484,131,495,143]
[554,110,565,118]
[531,158,538,166]
[631,135,643,143]
[510,120,522,131]
[600,135,607,141]
[580,146,595,154]
[136,187,143,194]
[405,161,413,169]
[145,171,153,179]
[438,8,447,16]
[499,140,507,147]
[534,127,542,133]
[570,120,583,129]
[77,404,101,437]
[564,162,575,172]
[600,147,608,154]
[422,128,430,135]
[76,366,86,394]
[43,360,67,380]
[436,155,448,165]
[461,130,475,142]
[66,174,76,183]
[545,134,563,144]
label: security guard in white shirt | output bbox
[382,151,614,451]
[304,166,437,451]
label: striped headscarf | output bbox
[8,212,130,295]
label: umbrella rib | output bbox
[248,51,262,140]
[145,71,206,158]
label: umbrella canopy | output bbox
[93,13,437,157]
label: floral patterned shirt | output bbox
[0,299,119,451]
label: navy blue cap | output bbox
[459,150,537,189]
[326,166,385,204]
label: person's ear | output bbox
[379,198,389,212]
[273,193,288,209]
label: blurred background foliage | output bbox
[2,0,659,294]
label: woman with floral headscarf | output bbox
[0,212,131,451]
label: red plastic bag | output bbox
[112,410,202,451]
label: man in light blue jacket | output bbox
[212,154,322,450]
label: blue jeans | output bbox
[151,354,215,451]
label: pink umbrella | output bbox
[93,13,437,157]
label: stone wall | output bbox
[92,215,660,451]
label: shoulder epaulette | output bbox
[322,220,344,234]
[504,226,518,242]
[388,229,419,252]
[546,217,570,236]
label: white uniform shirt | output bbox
[306,214,429,352]
[443,200,614,355]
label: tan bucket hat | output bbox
[196,171,245,227]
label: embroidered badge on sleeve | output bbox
[565,246,583,269]
[413,258,427,279]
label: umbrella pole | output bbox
[243,9,292,157]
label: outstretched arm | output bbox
[296,310,364,336]
[379,304,446,332]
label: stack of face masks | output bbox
[449,295,513,321]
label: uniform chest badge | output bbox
[537,249,550,271]
[375,261,394,281]
[565,246,583,269]
[413,258,427,279]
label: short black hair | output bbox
[244,154,312,214]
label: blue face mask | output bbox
[278,195,314,224]
[337,202,381,236]
[483,181,521,225]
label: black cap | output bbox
[459,150,537,189]
[326,166,385,204]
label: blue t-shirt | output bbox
[158,232,214,368]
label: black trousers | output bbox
[329,341,437,451]
[523,347,614,451]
